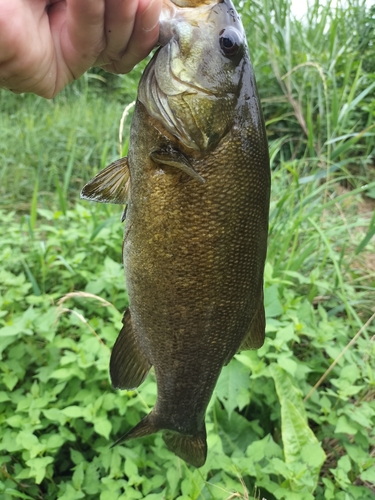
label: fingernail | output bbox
[141,0,161,32]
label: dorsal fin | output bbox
[80,157,130,204]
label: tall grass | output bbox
[244,0,375,183]
[0,85,135,211]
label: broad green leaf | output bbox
[93,417,112,440]
[100,492,120,500]
[62,406,86,419]
[122,486,143,499]
[345,444,373,467]
[360,467,375,483]
[142,495,167,500]
[270,364,326,493]
[124,458,143,487]
[167,467,180,498]
[72,462,85,491]
[59,484,85,500]
[109,447,122,477]
[235,351,267,377]
[34,308,58,342]
[16,431,38,450]
[246,434,283,462]
[50,367,85,380]
[70,449,85,466]
[275,323,297,345]
[45,434,65,451]
[215,359,250,418]
[273,487,314,500]
[3,488,35,500]
[26,456,54,484]
[264,285,283,318]
[270,364,305,418]
[0,336,16,357]
[83,462,101,495]
[6,415,24,428]
[0,323,29,338]
[341,404,374,428]
[281,399,324,463]
[337,455,351,474]
[301,443,328,469]
[277,354,298,376]
[322,478,336,500]
[43,408,67,425]
[3,373,18,391]
[335,415,358,435]
[0,391,10,402]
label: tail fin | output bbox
[163,429,207,468]
[111,412,207,467]
[111,412,158,448]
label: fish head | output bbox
[138,0,252,152]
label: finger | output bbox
[0,2,53,96]
[58,0,106,78]
[95,0,139,66]
[102,0,161,74]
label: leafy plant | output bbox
[1,0,375,498]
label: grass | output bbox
[0,0,374,498]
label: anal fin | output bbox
[240,295,266,350]
[150,148,205,184]
[110,308,151,389]
[80,157,130,205]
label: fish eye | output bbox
[219,28,242,57]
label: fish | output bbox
[80,0,270,468]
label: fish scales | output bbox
[81,0,270,467]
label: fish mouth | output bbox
[159,0,215,46]
[158,1,225,97]
[166,0,223,10]
[169,0,221,6]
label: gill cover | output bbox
[138,0,249,152]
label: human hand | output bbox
[0,0,162,98]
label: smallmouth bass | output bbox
[81,0,270,467]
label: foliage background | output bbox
[1,0,375,498]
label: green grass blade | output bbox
[55,175,67,215]
[63,143,76,196]
[355,209,375,254]
[21,260,42,296]
[30,180,38,230]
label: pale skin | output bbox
[0,0,162,98]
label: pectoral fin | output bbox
[80,157,130,204]
[150,149,205,184]
[240,297,266,350]
[110,308,152,389]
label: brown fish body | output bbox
[81,0,270,467]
